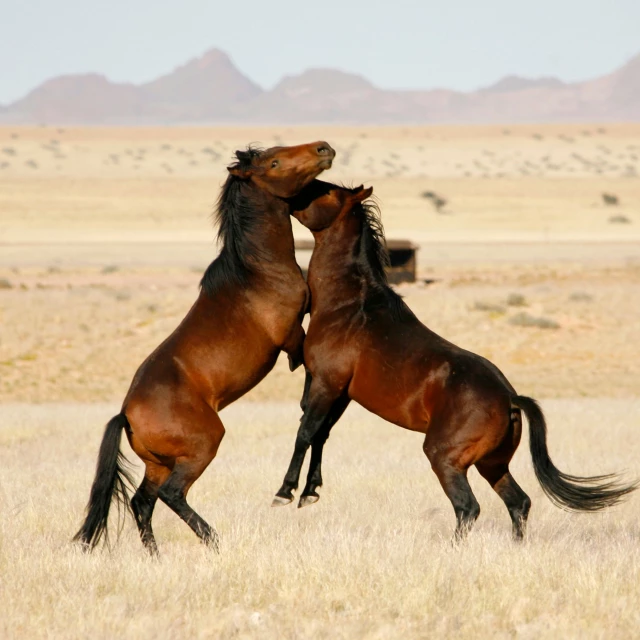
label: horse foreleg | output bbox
[283,323,306,372]
[299,395,350,508]
[272,389,343,506]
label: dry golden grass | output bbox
[0,400,638,639]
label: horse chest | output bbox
[250,284,307,340]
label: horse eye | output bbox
[271,160,279,168]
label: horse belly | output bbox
[349,358,428,433]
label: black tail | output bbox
[73,414,136,550]
[513,395,637,511]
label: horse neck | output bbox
[243,184,299,274]
[308,217,366,308]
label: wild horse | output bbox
[273,181,636,540]
[74,141,335,554]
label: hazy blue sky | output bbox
[1,0,638,104]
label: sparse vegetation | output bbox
[509,312,559,329]
[472,301,506,313]
[506,293,527,307]
[602,192,619,206]
[421,190,447,213]
[569,291,593,302]
[608,214,631,224]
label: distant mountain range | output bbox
[2,48,639,125]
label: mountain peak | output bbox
[274,68,375,94]
[2,47,639,124]
[481,74,565,93]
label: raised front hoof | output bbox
[271,494,294,507]
[298,494,319,509]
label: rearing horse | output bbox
[273,181,636,540]
[74,142,335,554]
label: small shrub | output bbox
[421,191,447,213]
[473,301,506,313]
[602,193,619,206]
[102,265,119,274]
[0,278,13,289]
[608,214,631,224]
[506,293,527,307]
[509,313,559,329]
[569,291,593,302]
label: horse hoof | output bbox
[298,494,319,509]
[271,495,294,507]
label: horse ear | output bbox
[227,165,252,179]
[351,185,373,204]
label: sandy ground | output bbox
[1,261,639,403]
[1,125,639,638]
[1,124,639,244]
[0,400,638,639]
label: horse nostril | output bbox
[317,146,329,155]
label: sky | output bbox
[1,0,639,104]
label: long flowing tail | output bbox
[73,414,135,550]
[512,395,637,511]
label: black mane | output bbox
[355,200,414,321]
[200,147,266,296]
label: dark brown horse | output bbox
[273,181,636,540]
[74,141,335,554]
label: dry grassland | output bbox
[1,400,639,639]
[1,125,639,638]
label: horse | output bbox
[272,181,637,540]
[74,141,336,554]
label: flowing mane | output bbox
[354,200,414,322]
[200,147,267,297]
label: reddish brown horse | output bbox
[74,141,335,554]
[273,181,636,540]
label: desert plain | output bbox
[1,124,639,639]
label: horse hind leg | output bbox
[476,461,531,540]
[157,458,220,551]
[156,414,225,551]
[432,463,480,541]
[475,408,531,540]
[424,437,480,541]
[130,462,169,556]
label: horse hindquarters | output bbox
[125,393,226,553]
[473,408,531,539]
[422,391,522,540]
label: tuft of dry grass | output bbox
[0,400,638,639]
[506,292,527,307]
[508,312,560,329]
